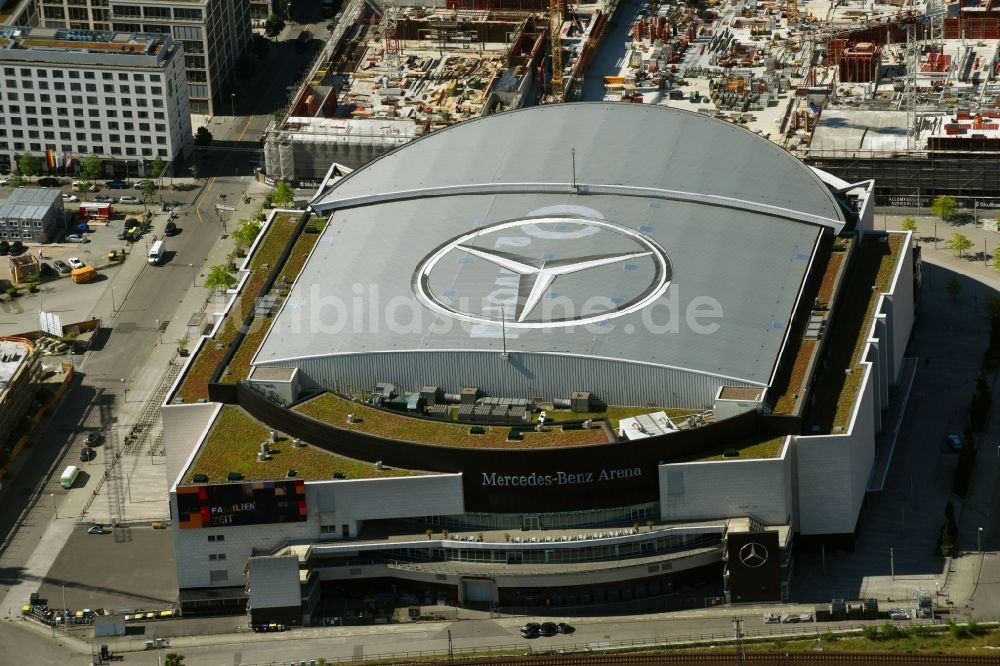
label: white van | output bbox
[148,239,165,265]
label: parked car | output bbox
[87,524,105,535]
[117,195,141,204]
[62,193,79,202]
[0,240,8,255]
[80,447,94,462]
[93,194,113,203]
[780,614,800,623]
[888,608,911,620]
[86,431,103,446]
[164,221,177,236]
[105,179,127,189]
[539,622,559,637]
[117,227,129,241]
[798,613,813,623]
[37,177,60,187]
[64,234,90,244]
[73,180,99,192]
[519,622,540,638]
[763,613,780,624]
[945,434,962,452]
[557,622,574,634]
[9,240,24,255]
[67,256,85,270]
[70,222,92,234]
[53,259,71,274]
[0,176,9,186]
[39,262,55,277]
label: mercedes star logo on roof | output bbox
[738,542,769,568]
[413,217,672,329]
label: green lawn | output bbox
[293,393,612,449]
[807,235,902,432]
[221,218,323,384]
[185,405,417,483]
[175,214,299,403]
[669,434,787,463]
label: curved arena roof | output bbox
[253,104,846,401]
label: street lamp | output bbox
[231,92,236,117]
[120,378,127,405]
[50,492,58,519]
[979,527,984,552]
[190,263,197,287]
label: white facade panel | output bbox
[658,439,792,526]
[887,235,915,383]
[171,473,464,589]
[796,364,875,535]
[247,556,301,610]
[313,474,465,534]
[163,402,220,490]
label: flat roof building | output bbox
[20,0,250,115]
[0,187,64,244]
[0,27,191,174]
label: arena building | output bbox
[163,104,916,626]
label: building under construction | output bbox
[264,0,548,182]
[801,11,1000,202]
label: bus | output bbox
[60,465,80,489]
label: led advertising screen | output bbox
[177,480,307,529]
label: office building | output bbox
[31,0,250,115]
[0,27,191,174]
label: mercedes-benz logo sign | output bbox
[739,542,769,568]
[413,217,672,329]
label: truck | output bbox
[148,239,165,265]
[71,265,98,284]
[79,202,112,220]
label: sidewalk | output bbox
[79,193,271,525]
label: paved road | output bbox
[0,178,233,615]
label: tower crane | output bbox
[550,0,564,102]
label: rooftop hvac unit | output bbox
[460,387,480,405]
[420,386,440,405]
[570,391,592,412]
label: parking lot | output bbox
[35,525,178,613]
[0,178,189,336]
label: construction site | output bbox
[262,0,1000,199]
[264,0,617,181]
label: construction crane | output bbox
[383,0,401,83]
[786,0,798,24]
[549,0,563,102]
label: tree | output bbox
[150,155,166,179]
[194,126,213,147]
[272,181,295,208]
[947,232,973,257]
[81,154,103,182]
[8,171,23,188]
[140,178,157,201]
[947,276,962,303]
[264,13,286,40]
[204,264,238,293]
[18,153,41,177]
[900,216,918,234]
[164,653,186,666]
[231,218,263,255]
[931,195,958,221]
[992,254,1000,272]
